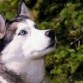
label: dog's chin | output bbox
[45,40,55,50]
[30,41,55,59]
[37,40,55,52]
[30,46,55,60]
[24,41,56,59]
[41,41,55,54]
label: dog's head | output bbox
[0,0,56,59]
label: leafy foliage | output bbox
[0,0,83,83]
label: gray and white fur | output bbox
[0,0,56,83]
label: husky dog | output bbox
[0,0,56,83]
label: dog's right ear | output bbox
[0,14,6,39]
[17,0,31,18]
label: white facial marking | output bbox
[2,18,55,67]
[2,19,55,61]
[1,19,55,83]
[11,19,55,59]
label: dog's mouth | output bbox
[31,40,55,53]
[46,40,55,49]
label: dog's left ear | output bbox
[0,14,6,39]
[18,0,30,18]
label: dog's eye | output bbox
[18,30,27,35]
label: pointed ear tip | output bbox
[0,14,4,19]
[18,0,30,17]
[21,0,27,6]
[0,14,3,17]
[0,14,5,23]
[22,0,24,1]
[21,0,26,4]
[20,0,28,9]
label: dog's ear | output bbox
[18,0,30,18]
[0,14,6,39]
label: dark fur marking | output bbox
[8,15,30,24]
[0,61,24,83]
[0,25,17,52]
[0,26,16,52]
[0,15,30,52]
[0,39,5,52]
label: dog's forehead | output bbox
[8,15,35,29]
[17,19,35,30]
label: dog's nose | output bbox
[45,30,55,39]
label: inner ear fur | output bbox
[17,0,31,18]
[0,14,6,39]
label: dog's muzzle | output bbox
[45,29,56,48]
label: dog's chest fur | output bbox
[21,59,46,83]
[0,61,24,83]
[1,44,46,83]
[3,60,46,83]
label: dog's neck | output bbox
[1,46,46,83]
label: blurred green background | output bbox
[0,0,83,83]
